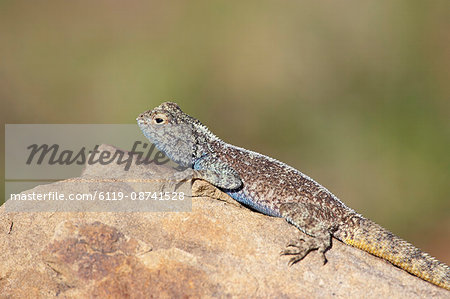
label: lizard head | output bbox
[137,102,198,126]
[137,102,173,125]
[136,102,217,167]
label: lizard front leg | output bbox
[193,155,242,190]
[157,154,242,192]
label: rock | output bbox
[0,145,448,298]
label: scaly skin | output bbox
[137,102,450,290]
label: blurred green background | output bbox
[1,1,449,262]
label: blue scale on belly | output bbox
[224,189,281,218]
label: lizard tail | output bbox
[340,217,450,290]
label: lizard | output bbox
[136,101,450,290]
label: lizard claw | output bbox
[288,255,307,266]
[285,238,305,248]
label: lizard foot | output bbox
[280,233,331,265]
[158,169,194,193]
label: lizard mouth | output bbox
[136,119,146,126]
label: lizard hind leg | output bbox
[279,203,333,266]
[281,230,332,266]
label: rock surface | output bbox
[1,145,448,298]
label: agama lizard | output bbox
[137,102,450,290]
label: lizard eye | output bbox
[152,113,168,124]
